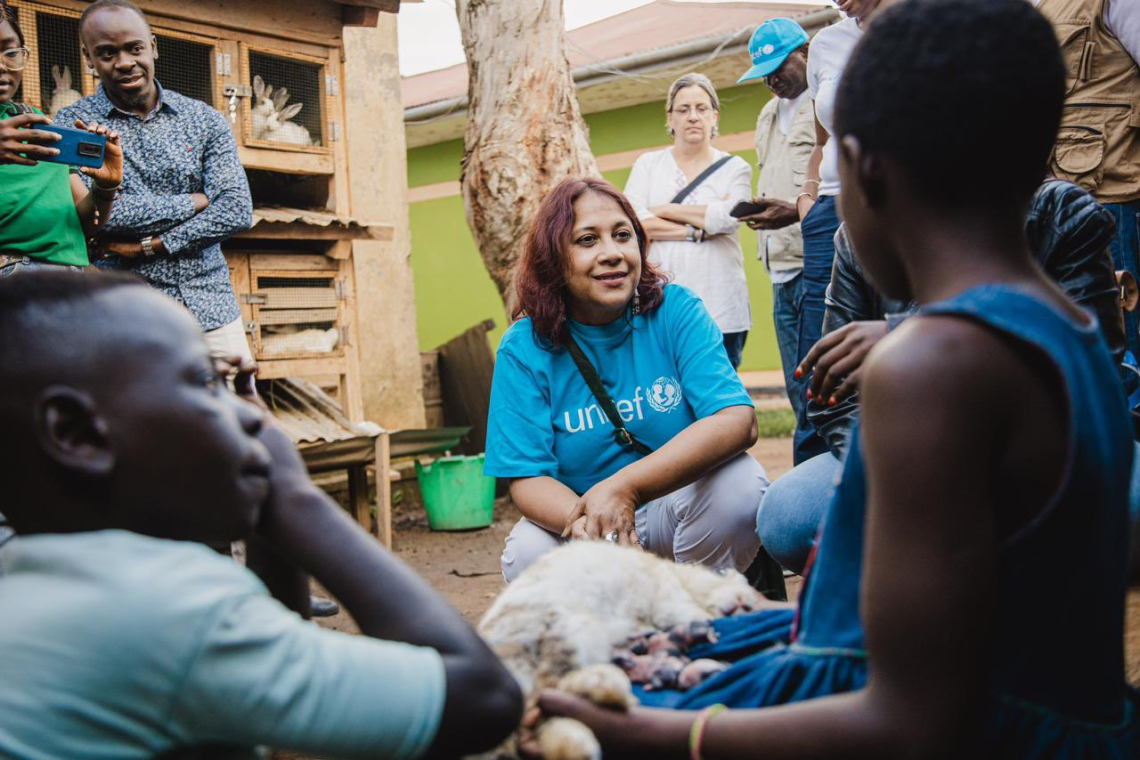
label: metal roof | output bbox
[251,206,381,232]
[402,1,830,111]
[261,378,383,446]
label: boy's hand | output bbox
[0,113,59,165]
[75,119,123,188]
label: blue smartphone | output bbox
[37,124,106,169]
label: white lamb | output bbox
[478,541,767,760]
[48,65,81,117]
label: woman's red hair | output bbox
[513,177,668,348]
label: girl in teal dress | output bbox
[533,0,1140,756]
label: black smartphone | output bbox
[730,199,770,219]
[37,125,106,169]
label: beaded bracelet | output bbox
[688,703,727,760]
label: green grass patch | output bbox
[756,408,796,439]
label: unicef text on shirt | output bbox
[562,377,684,434]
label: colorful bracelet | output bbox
[688,703,727,760]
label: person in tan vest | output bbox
[736,18,817,432]
[1033,0,1140,362]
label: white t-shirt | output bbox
[1028,0,1140,64]
[777,91,809,138]
[624,149,753,333]
[806,16,863,197]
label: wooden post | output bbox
[375,432,392,549]
[348,461,371,539]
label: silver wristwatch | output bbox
[141,236,156,257]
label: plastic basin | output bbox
[415,454,496,531]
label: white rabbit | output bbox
[48,65,81,116]
[250,75,277,141]
[261,325,338,356]
[262,101,314,147]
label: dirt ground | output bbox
[313,435,1140,687]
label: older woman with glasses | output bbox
[624,73,753,368]
[0,2,121,277]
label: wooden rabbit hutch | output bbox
[8,0,413,546]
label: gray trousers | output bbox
[501,453,768,583]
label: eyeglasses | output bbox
[670,104,715,118]
[0,47,30,71]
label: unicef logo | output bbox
[647,376,683,413]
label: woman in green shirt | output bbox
[0,3,122,274]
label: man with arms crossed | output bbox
[57,0,254,363]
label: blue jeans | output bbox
[755,452,842,575]
[757,443,1140,576]
[793,196,839,465]
[773,273,807,422]
[1105,200,1140,366]
[722,331,748,370]
[0,258,83,278]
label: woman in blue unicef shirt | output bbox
[485,177,769,582]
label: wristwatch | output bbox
[140,236,156,257]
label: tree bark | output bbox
[457,0,600,317]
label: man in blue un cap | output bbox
[736,18,818,435]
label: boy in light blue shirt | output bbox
[0,271,521,759]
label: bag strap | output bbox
[565,335,654,457]
[670,155,734,205]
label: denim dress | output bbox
[638,285,1140,756]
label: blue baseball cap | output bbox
[738,18,809,84]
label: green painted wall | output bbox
[408,82,783,372]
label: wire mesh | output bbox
[34,11,83,117]
[248,51,323,148]
[254,275,341,358]
[154,34,215,106]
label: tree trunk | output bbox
[457,0,600,317]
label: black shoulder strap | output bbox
[565,336,654,457]
[670,155,734,204]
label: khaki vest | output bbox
[1038,0,1140,203]
[754,95,816,271]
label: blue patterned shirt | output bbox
[56,83,252,331]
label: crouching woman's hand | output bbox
[562,475,641,547]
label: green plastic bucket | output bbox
[415,454,496,531]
